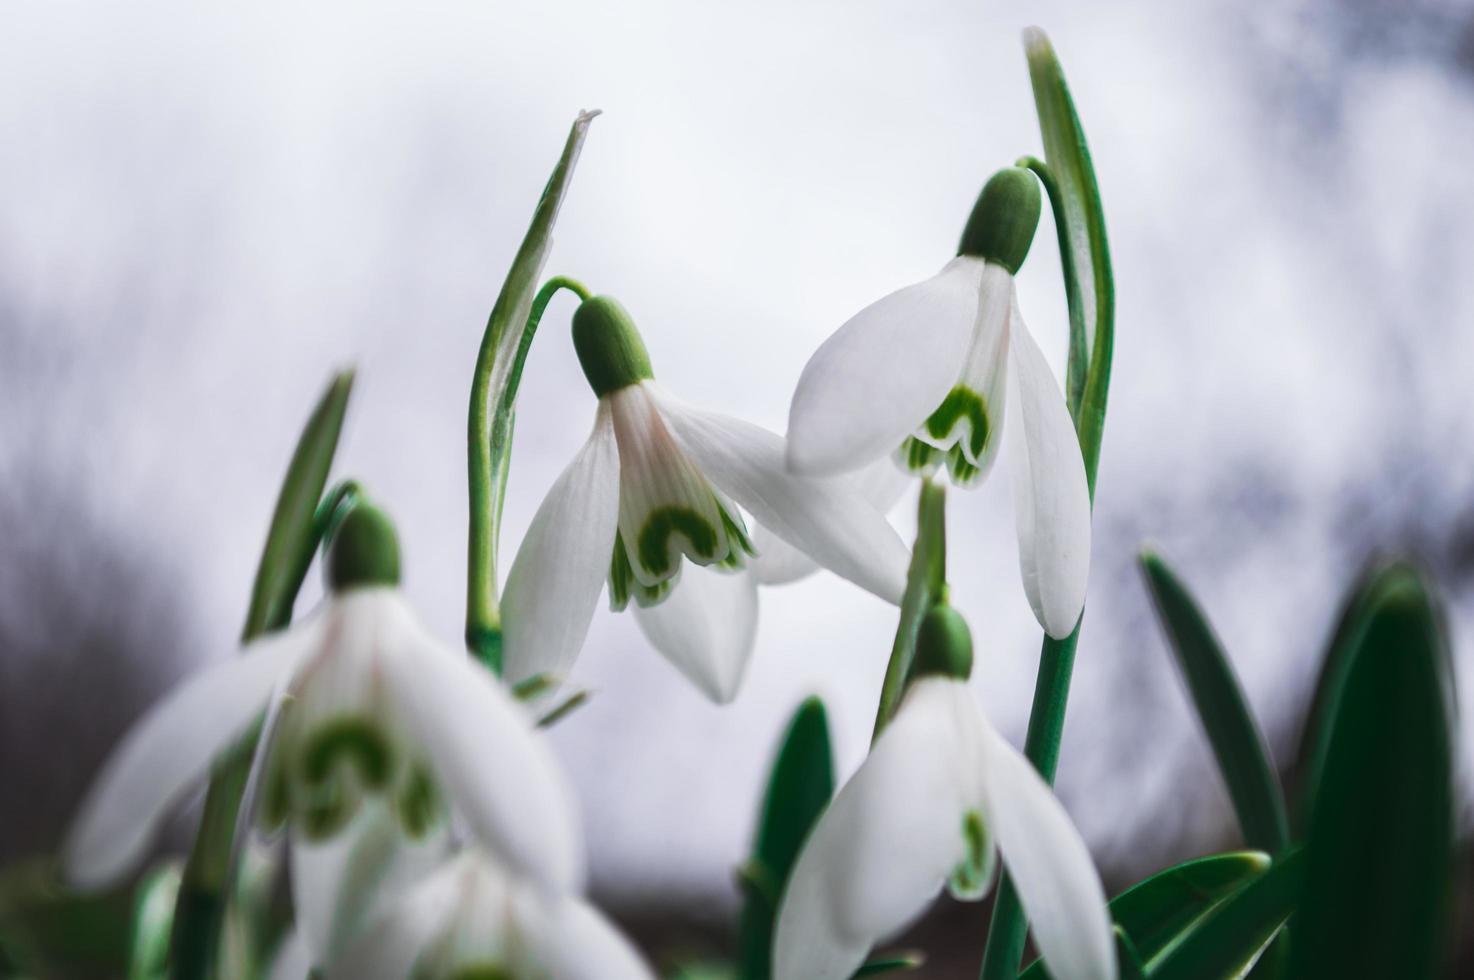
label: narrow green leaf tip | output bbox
[958,167,1042,274]
[572,295,655,397]
[1138,547,1289,854]
[327,502,401,591]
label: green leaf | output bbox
[1018,851,1270,979]
[127,863,181,980]
[0,858,134,972]
[855,951,923,976]
[1022,26,1113,495]
[1292,564,1454,980]
[242,370,355,639]
[1139,550,1289,853]
[872,479,947,740]
[737,697,835,980]
[466,113,598,671]
[1146,848,1303,980]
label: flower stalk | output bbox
[979,27,1115,980]
[466,111,598,674]
[872,478,947,741]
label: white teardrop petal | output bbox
[978,717,1116,980]
[632,564,758,704]
[383,605,583,894]
[787,257,985,476]
[653,391,909,604]
[1005,296,1092,638]
[63,620,319,889]
[502,402,621,686]
[515,891,657,980]
[321,853,472,980]
[773,679,974,980]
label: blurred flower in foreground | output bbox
[773,606,1114,980]
[324,847,654,980]
[501,295,910,703]
[785,168,1091,638]
[64,504,582,897]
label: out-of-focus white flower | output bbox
[786,168,1092,639]
[773,606,1115,980]
[501,295,910,703]
[324,848,655,980]
[64,505,582,899]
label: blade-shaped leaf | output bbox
[242,370,355,638]
[1139,550,1288,853]
[737,697,835,980]
[127,863,181,980]
[855,951,924,976]
[1292,564,1454,980]
[1146,848,1303,980]
[1018,851,1270,979]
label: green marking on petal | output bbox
[924,385,991,462]
[302,718,393,790]
[397,766,443,839]
[610,534,674,610]
[945,446,982,486]
[637,505,720,576]
[300,791,352,841]
[948,810,995,900]
[718,504,755,570]
[900,437,942,475]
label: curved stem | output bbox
[465,275,590,672]
[872,478,947,742]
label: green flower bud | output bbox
[572,296,655,397]
[327,503,401,591]
[910,602,974,681]
[957,167,1042,275]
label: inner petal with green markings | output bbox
[606,383,754,610]
[900,262,1013,488]
[260,645,447,842]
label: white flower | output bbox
[64,505,582,901]
[785,168,1092,639]
[324,848,655,980]
[772,607,1115,980]
[501,295,910,704]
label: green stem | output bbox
[872,479,948,742]
[466,275,590,672]
[979,29,1114,980]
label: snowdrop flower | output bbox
[773,605,1115,980]
[325,847,654,980]
[501,295,910,703]
[64,504,582,898]
[786,168,1092,638]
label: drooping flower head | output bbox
[773,604,1116,980]
[501,295,909,703]
[325,848,654,980]
[65,502,582,902]
[786,169,1092,638]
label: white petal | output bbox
[632,564,758,704]
[978,718,1116,980]
[751,457,909,585]
[290,800,451,965]
[515,891,656,980]
[63,621,318,889]
[1005,297,1092,638]
[383,606,583,894]
[773,679,975,980]
[502,402,620,686]
[321,852,472,980]
[787,257,984,476]
[266,930,311,980]
[652,391,909,604]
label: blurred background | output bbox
[3,0,1472,974]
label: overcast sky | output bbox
[3,0,1472,925]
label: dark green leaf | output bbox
[1139,550,1289,853]
[1147,848,1303,980]
[1018,851,1270,978]
[127,863,180,980]
[855,951,923,976]
[0,858,134,972]
[1113,927,1148,980]
[242,370,354,639]
[1292,564,1454,980]
[737,697,835,980]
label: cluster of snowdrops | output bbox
[64,30,1127,980]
